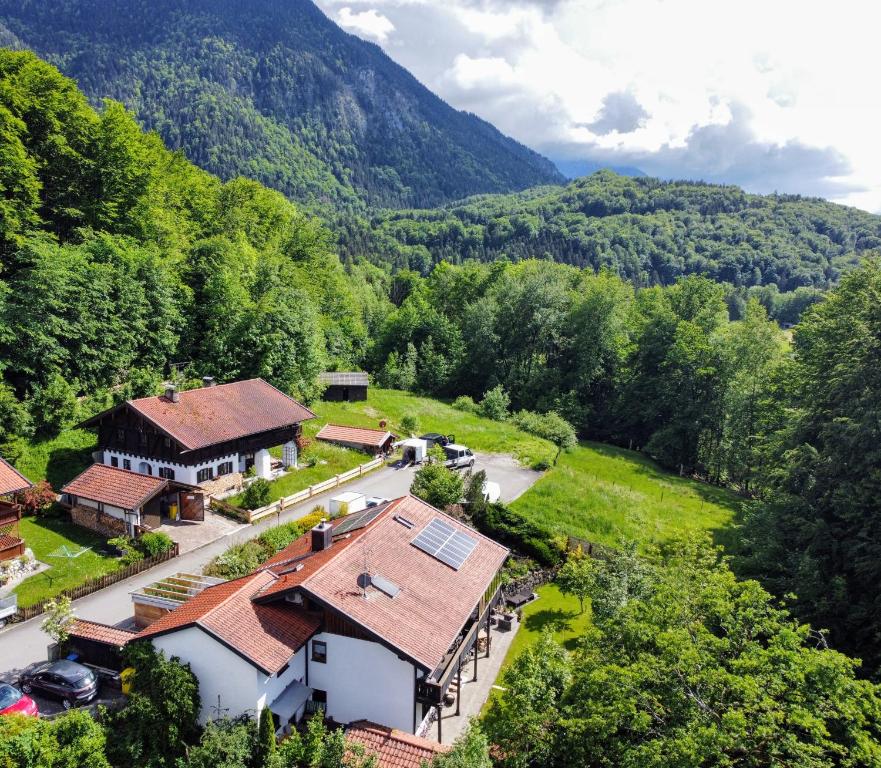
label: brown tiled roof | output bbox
[316,424,394,448]
[69,619,139,647]
[139,571,320,674]
[346,721,449,768]
[0,458,31,497]
[319,372,369,387]
[83,378,314,451]
[260,496,509,670]
[62,464,167,511]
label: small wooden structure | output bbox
[130,572,225,628]
[0,502,25,561]
[315,424,396,455]
[319,372,368,402]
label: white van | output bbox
[444,444,475,469]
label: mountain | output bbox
[0,0,563,210]
[362,171,881,290]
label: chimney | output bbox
[311,520,333,552]
[202,376,216,388]
[165,385,180,403]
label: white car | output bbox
[482,481,501,504]
[443,444,475,469]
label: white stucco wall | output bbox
[151,626,261,723]
[102,450,239,486]
[307,633,416,732]
[258,646,306,712]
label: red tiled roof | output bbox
[347,721,449,768]
[62,464,167,511]
[139,571,320,674]
[127,379,314,451]
[316,424,394,448]
[0,458,31,497]
[260,496,509,670]
[69,619,139,647]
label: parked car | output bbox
[19,660,98,709]
[444,444,475,469]
[0,683,38,717]
[365,496,390,508]
[420,433,454,449]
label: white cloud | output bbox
[336,7,396,43]
[316,0,881,210]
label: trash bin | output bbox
[168,503,178,521]
[120,667,136,696]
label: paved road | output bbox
[0,454,540,681]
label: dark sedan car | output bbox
[19,660,98,709]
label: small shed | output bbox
[66,619,140,670]
[315,424,396,455]
[319,372,369,402]
[130,572,225,628]
[0,458,31,562]
[61,464,205,538]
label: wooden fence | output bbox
[247,457,385,524]
[6,543,180,624]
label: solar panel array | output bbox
[333,505,386,535]
[411,517,477,570]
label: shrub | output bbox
[241,478,271,510]
[138,531,174,557]
[16,480,57,516]
[452,395,478,413]
[471,503,562,566]
[257,521,303,555]
[532,459,551,472]
[511,409,577,449]
[480,385,510,421]
[30,373,78,435]
[205,540,264,579]
[400,414,420,435]
[411,462,464,510]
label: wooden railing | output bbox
[5,543,180,625]
[246,457,385,524]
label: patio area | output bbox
[425,615,520,745]
[156,507,248,554]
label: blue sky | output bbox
[316,0,880,212]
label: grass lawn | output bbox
[311,389,555,467]
[14,429,96,488]
[13,516,120,608]
[511,441,743,550]
[229,442,368,506]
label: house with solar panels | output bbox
[114,495,509,740]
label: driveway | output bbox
[0,454,541,679]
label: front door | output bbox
[180,492,205,522]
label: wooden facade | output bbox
[0,501,24,562]
[88,404,301,467]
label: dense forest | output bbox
[357,173,881,291]
[0,0,562,211]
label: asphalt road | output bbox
[0,454,541,682]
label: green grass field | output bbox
[13,516,120,608]
[310,389,556,466]
[512,441,742,550]
[229,442,368,506]
[14,429,96,488]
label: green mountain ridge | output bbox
[361,172,881,291]
[0,0,563,211]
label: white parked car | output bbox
[443,444,475,469]
[482,481,501,504]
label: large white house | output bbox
[134,495,508,740]
[78,378,314,488]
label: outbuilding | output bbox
[315,424,396,456]
[61,463,205,538]
[319,372,368,402]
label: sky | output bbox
[314,0,881,212]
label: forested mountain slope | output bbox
[0,0,562,210]
[363,172,881,290]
